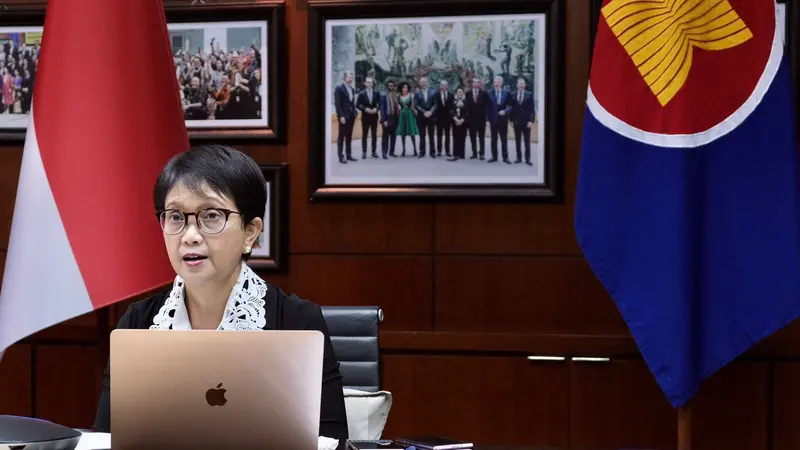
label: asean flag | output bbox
[575,0,800,407]
[0,0,189,357]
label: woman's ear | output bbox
[244,217,263,248]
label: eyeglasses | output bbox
[156,208,242,235]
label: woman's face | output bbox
[161,182,262,287]
[402,85,408,94]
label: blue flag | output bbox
[575,0,800,407]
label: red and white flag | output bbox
[0,0,188,356]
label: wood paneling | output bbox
[691,362,769,450]
[289,202,435,255]
[435,205,580,255]
[435,256,626,335]
[773,363,800,450]
[0,344,32,416]
[380,331,638,357]
[381,354,570,447]
[267,255,434,331]
[34,345,102,428]
[570,360,769,450]
[0,149,21,251]
[570,360,675,448]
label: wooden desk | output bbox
[476,447,657,450]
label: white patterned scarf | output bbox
[150,263,268,330]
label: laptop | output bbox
[109,329,325,450]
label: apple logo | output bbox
[205,383,227,406]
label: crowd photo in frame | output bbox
[246,164,288,272]
[0,6,44,142]
[165,3,285,142]
[0,3,286,143]
[307,0,564,200]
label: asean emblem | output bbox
[587,0,781,147]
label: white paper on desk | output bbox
[318,436,339,450]
[76,431,111,450]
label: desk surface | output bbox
[477,447,656,450]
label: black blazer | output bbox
[92,284,349,447]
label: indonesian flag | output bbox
[0,0,189,357]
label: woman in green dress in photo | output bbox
[395,81,419,157]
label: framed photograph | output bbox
[0,8,44,141]
[0,2,286,143]
[307,0,565,200]
[247,163,288,272]
[161,2,286,142]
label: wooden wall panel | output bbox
[570,360,770,450]
[0,344,32,416]
[289,202,435,255]
[34,345,102,428]
[773,363,800,450]
[570,360,675,448]
[0,148,21,250]
[435,256,626,335]
[381,354,570,446]
[435,205,580,255]
[267,255,433,331]
[691,362,769,450]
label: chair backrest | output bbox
[320,306,383,392]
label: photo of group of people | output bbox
[324,14,546,186]
[170,20,268,129]
[0,29,40,130]
[0,20,268,133]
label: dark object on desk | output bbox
[347,439,406,449]
[0,415,82,450]
[395,436,474,450]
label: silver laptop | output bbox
[109,329,325,450]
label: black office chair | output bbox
[320,306,383,392]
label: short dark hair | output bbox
[153,144,266,253]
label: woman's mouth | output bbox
[182,254,208,266]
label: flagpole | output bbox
[677,401,692,450]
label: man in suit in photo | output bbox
[379,80,399,159]
[414,76,437,158]
[435,79,453,158]
[334,71,358,163]
[510,77,535,166]
[465,77,487,160]
[487,75,512,164]
[356,77,381,159]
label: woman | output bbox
[2,68,14,114]
[449,87,469,161]
[92,144,349,446]
[394,81,418,156]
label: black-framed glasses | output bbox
[156,208,242,235]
